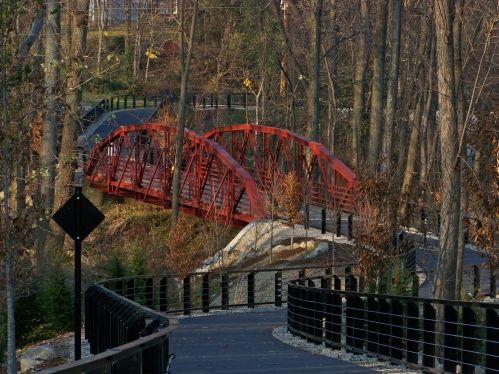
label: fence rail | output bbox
[100,265,357,315]
[287,276,499,374]
[41,284,177,374]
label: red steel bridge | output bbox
[84,123,358,226]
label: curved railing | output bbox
[287,276,499,373]
[41,284,177,374]
[42,265,349,373]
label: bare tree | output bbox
[433,0,460,302]
[35,0,61,272]
[351,0,371,168]
[367,1,387,172]
[48,0,91,255]
[1,4,44,373]
[171,0,199,224]
[381,0,402,172]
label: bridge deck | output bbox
[170,310,376,373]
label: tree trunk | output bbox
[124,0,132,79]
[433,0,460,303]
[399,93,423,218]
[382,0,402,172]
[171,0,199,224]
[367,1,387,172]
[1,29,16,374]
[36,0,61,271]
[420,35,436,187]
[351,0,370,168]
[310,0,323,142]
[48,0,90,255]
[454,0,466,299]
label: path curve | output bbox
[170,309,376,373]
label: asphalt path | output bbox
[170,310,376,374]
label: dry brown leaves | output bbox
[166,216,204,278]
[353,174,401,281]
[273,171,304,227]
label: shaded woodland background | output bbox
[0,0,497,372]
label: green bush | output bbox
[104,250,129,278]
[15,293,53,346]
[40,264,73,332]
[128,241,147,276]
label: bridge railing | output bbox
[287,276,499,374]
[41,284,177,374]
[99,265,359,315]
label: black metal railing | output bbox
[287,276,499,374]
[41,284,177,373]
[99,265,356,315]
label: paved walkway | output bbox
[170,310,376,374]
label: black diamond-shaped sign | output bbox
[52,189,105,242]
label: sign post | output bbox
[52,186,104,360]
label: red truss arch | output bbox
[204,124,358,213]
[84,123,265,225]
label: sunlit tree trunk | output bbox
[454,0,467,299]
[434,0,460,303]
[36,0,61,270]
[382,0,402,172]
[367,1,387,172]
[351,0,370,168]
[171,0,199,224]
[49,0,90,255]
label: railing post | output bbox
[145,278,153,308]
[247,272,255,308]
[325,267,332,289]
[406,301,419,365]
[391,299,403,361]
[321,208,326,234]
[490,271,496,297]
[275,270,282,306]
[485,309,498,372]
[110,97,114,110]
[132,95,136,108]
[345,274,357,292]
[115,279,124,295]
[227,94,231,108]
[126,278,135,301]
[347,214,353,240]
[412,273,419,297]
[143,96,147,107]
[358,276,365,292]
[299,269,306,285]
[117,97,120,109]
[202,274,210,313]
[159,277,168,312]
[333,275,341,291]
[366,297,378,354]
[336,211,341,237]
[444,305,459,372]
[221,273,229,310]
[192,95,196,108]
[473,265,480,297]
[461,306,477,373]
[423,302,436,369]
[183,275,191,315]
